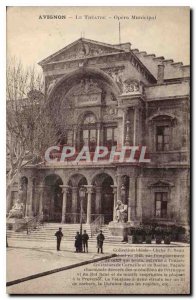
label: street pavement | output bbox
[6,239,189,294]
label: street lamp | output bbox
[79,186,86,235]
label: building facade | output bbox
[8,38,190,227]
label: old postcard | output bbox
[6,6,190,294]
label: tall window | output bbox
[80,113,97,151]
[156,126,170,151]
[66,130,73,146]
[104,127,118,149]
[155,192,168,218]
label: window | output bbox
[80,113,97,151]
[156,126,170,151]
[83,114,96,125]
[104,127,118,149]
[66,130,73,146]
[82,129,97,146]
[155,192,168,218]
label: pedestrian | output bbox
[82,230,89,253]
[97,230,105,254]
[55,227,63,251]
[75,231,82,252]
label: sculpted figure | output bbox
[8,199,24,219]
[115,200,128,223]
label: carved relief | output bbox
[68,78,102,106]
[122,79,143,94]
[72,79,101,96]
[103,106,118,121]
[103,67,124,90]
[55,42,118,62]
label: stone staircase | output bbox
[7,223,124,245]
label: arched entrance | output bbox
[92,173,114,224]
[44,174,63,222]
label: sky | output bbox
[7,6,190,72]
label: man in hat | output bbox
[55,227,63,251]
[82,230,89,253]
[97,230,105,254]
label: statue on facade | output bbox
[115,200,128,223]
[7,183,25,219]
[8,199,24,219]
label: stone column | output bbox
[133,107,140,146]
[136,177,143,221]
[60,185,70,223]
[128,177,136,222]
[125,120,131,146]
[95,186,102,214]
[116,174,123,202]
[111,185,117,221]
[73,125,77,148]
[97,123,101,146]
[26,178,34,217]
[86,186,94,224]
[71,187,78,223]
[38,184,45,216]
[122,108,128,146]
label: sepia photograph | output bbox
[6,6,190,295]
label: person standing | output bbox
[75,231,82,252]
[82,230,89,253]
[97,230,105,254]
[55,227,63,251]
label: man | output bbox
[82,230,89,253]
[97,230,105,254]
[75,231,82,252]
[55,227,63,251]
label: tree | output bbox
[6,58,58,203]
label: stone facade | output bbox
[8,38,190,227]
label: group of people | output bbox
[55,228,105,253]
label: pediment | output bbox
[38,38,125,66]
[149,180,174,188]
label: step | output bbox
[6,223,123,244]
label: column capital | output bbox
[96,122,102,129]
[111,185,117,194]
[60,185,70,193]
[95,186,102,193]
[84,185,94,194]
[72,186,78,193]
[37,184,46,189]
[115,173,123,179]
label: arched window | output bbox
[80,113,97,151]
[83,114,96,125]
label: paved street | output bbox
[6,238,189,294]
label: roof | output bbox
[38,37,190,81]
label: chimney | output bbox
[157,64,165,84]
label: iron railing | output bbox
[90,214,104,237]
[26,214,44,234]
[64,213,87,224]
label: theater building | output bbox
[8,38,190,228]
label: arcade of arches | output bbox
[17,173,131,225]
